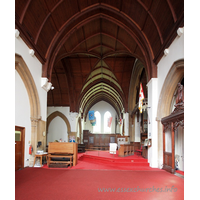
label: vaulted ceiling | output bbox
[15,0,184,118]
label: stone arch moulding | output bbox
[15,54,41,121]
[46,111,71,134]
[15,53,41,164]
[157,59,184,119]
[128,59,147,140]
[157,59,184,168]
[128,59,147,113]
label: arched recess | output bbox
[46,111,71,134]
[15,54,41,121]
[15,54,41,163]
[157,59,184,167]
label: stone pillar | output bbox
[29,117,41,167]
[124,112,129,136]
[129,114,135,142]
[29,118,38,166]
[135,112,141,142]
[147,78,158,168]
[37,120,47,151]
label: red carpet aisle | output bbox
[15,168,184,200]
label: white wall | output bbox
[47,107,78,133]
[47,116,68,144]
[134,115,140,142]
[15,35,47,167]
[84,101,117,133]
[15,35,47,121]
[15,70,31,167]
[124,112,129,136]
[157,29,184,98]
[147,78,158,168]
[175,126,184,171]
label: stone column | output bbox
[29,117,40,167]
[124,112,129,136]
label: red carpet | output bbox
[17,151,183,199]
[74,151,153,170]
[43,151,160,171]
[15,167,184,200]
[176,170,184,176]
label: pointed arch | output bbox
[15,54,41,120]
[46,111,71,134]
[128,59,147,112]
[157,59,184,168]
[15,53,41,162]
[157,59,184,119]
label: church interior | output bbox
[11,0,190,199]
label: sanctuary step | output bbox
[78,151,149,167]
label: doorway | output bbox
[15,126,25,171]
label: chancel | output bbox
[15,0,185,199]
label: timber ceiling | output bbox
[15,0,184,118]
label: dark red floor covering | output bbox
[176,170,184,176]
[15,168,184,200]
[43,151,159,171]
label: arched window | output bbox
[93,111,101,133]
[104,111,112,133]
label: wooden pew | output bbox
[48,142,78,167]
[118,144,134,157]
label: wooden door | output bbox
[15,126,25,171]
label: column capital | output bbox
[30,116,41,127]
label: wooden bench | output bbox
[47,142,78,167]
[118,144,134,157]
[47,154,73,167]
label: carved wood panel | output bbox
[164,152,172,167]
